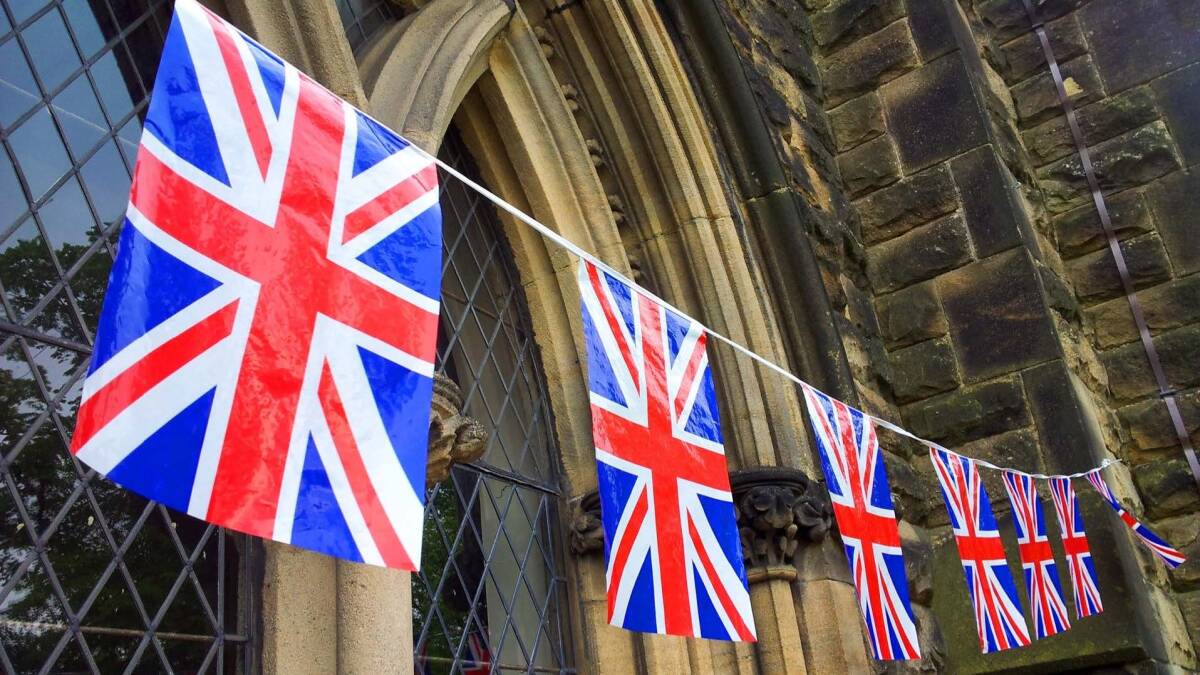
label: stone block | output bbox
[1153,63,1200,168]
[867,212,973,292]
[902,377,1030,446]
[1022,361,1113,473]
[998,14,1086,85]
[1038,122,1182,214]
[1147,170,1200,276]
[811,0,902,48]
[898,521,935,605]
[844,276,882,337]
[1065,233,1172,305]
[1086,275,1200,349]
[1132,457,1200,519]
[950,146,1035,257]
[855,164,957,244]
[1022,86,1160,166]
[828,93,885,152]
[905,0,959,62]
[974,0,1084,43]
[1052,190,1155,258]
[938,250,1059,382]
[888,455,939,527]
[823,19,919,107]
[1173,534,1200,592]
[1157,512,1200,554]
[875,281,947,348]
[1117,389,1200,457]
[1080,0,1200,93]
[1102,324,1200,401]
[1180,591,1200,654]
[882,54,989,172]
[889,336,959,403]
[1010,55,1104,128]
[1035,261,1080,323]
[957,429,1043,506]
[837,134,900,197]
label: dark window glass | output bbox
[0,1,258,672]
[334,0,396,53]
[413,130,575,675]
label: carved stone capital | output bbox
[731,466,833,583]
[426,373,487,485]
[567,467,833,576]
[569,491,605,556]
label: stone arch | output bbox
[353,1,868,672]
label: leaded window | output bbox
[335,0,397,53]
[0,0,257,672]
[412,131,575,674]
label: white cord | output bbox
[407,141,1120,481]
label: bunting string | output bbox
[405,137,1120,483]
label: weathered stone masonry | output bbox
[696,0,1200,671]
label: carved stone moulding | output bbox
[569,491,605,556]
[426,372,487,485]
[731,466,833,584]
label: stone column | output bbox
[731,467,834,675]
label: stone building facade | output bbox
[1,0,1197,672]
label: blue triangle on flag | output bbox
[291,436,363,563]
[623,555,659,633]
[241,34,285,117]
[89,221,223,374]
[144,12,231,186]
[693,567,731,640]
[357,345,434,503]
[352,110,410,176]
[582,309,627,408]
[107,387,215,513]
[596,461,640,560]
[355,204,442,300]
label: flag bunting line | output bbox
[400,135,1120,482]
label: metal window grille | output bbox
[335,0,397,53]
[413,130,575,674]
[0,1,258,672]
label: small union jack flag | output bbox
[930,449,1030,653]
[800,385,921,660]
[70,0,441,569]
[1086,472,1186,569]
[1048,477,1103,619]
[1002,472,1071,640]
[578,260,755,641]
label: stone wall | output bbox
[965,0,1200,662]
[706,0,1200,670]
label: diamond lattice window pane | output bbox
[413,130,573,675]
[0,1,257,671]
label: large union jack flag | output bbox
[1085,471,1186,568]
[578,260,755,641]
[1001,471,1071,640]
[929,449,1030,653]
[1048,477,1103,619]
[800,385,921,660]
[70,0,441,569]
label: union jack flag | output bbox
[800,385,921,660]
[1001,471,1071,640]
[1048,477,1103,618]
[1086,472,1186,569]
[578,260,755,641]
[70,0,441,569]
[929,449,1030,653]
